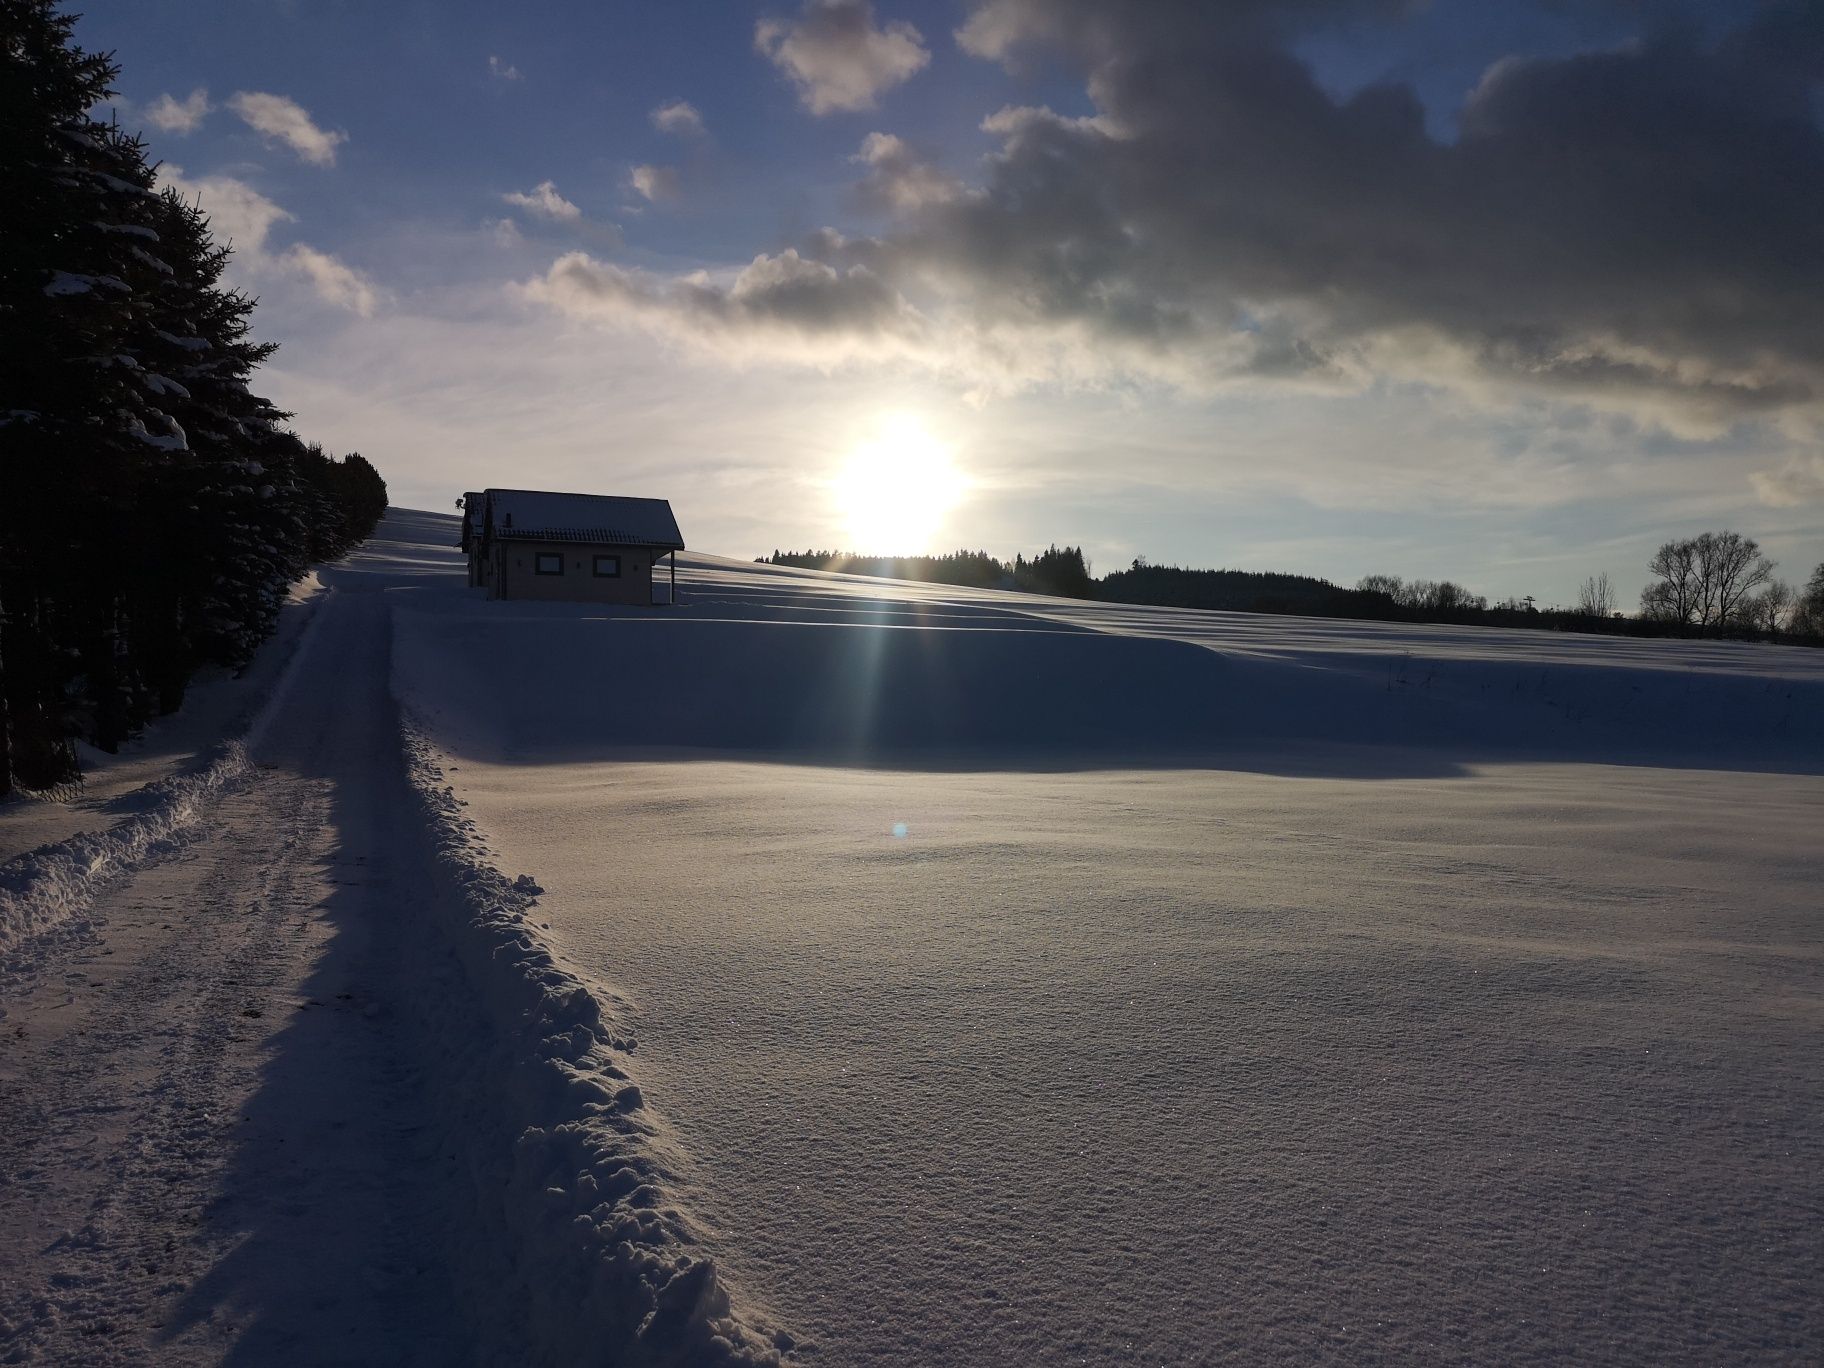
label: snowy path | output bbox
[0,590,467,1365]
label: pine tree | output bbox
[0,0,159,780]
[1,2,389,793]
[147,189,294,672]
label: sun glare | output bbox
[832,418,969,553]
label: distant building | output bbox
[458,488,686,605]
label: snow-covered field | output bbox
[4,509,1820,1365]
[395,518,1824,1364]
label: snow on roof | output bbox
[484,488,685,550]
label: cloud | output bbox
[160,165,377,315]
[502,179,582,221]
[162,166,293,253]
[525,249,929,368]
[144,87,210,135]
[279,243,377,316]
[226,91,346,166]
[554,1,1824,428]
[523,241,1275,402]
[926,0,1824,425]
[650,99,706,137]
[628,165,681,203]
[953,0,1416,64]
[489,55,522,81]
[755,0,930,114]
[853,132,962,212]
[1751,454,1824,506]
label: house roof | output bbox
[484,488,685,550]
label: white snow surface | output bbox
[396,519,1824,1365]
[4,509,1820,1365]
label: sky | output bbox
[74,0,1824,607]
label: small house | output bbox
[459,488,686,605]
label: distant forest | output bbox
[0,2,387,796]
[765,550,1008,588]
[762,536,1824,647]
[764,545,1095,598]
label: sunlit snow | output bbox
[381,511,1823,1365]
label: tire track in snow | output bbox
[0,783,325,1360]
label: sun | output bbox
[832,418,969,553]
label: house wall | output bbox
[490,540,659,604]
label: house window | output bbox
[593,554,621,578]
[534,552,564,576]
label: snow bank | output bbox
[0,574,332,957]
[397,717,784,1367]
[0,741,253,953]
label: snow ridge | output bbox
[0,577,333,958]
[0,741,253,953]
[397,716,785,1367]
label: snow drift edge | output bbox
[396,714,787,1367]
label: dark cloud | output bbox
[924,0,1824,417]
[955,0,1423,66]
[528,249,929,367]
[544,0,1824,423]
[851,132,964,212]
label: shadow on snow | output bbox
[394,610,1824,781]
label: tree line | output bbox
[762,549,1008,588]
[767,532,1824,646]
[1109,561,1388,616]
[0,0,387,796]
[761,545,1097,597]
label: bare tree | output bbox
[1576,572,1615,617]
[1401,578,1438,610]
[1697,531,1776,628]
[1795,562,1824,636]
[1641,531,1775,631]
[1749,579,1795,636]
[1641,539,1701,626]
[1433,581,1486,612]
